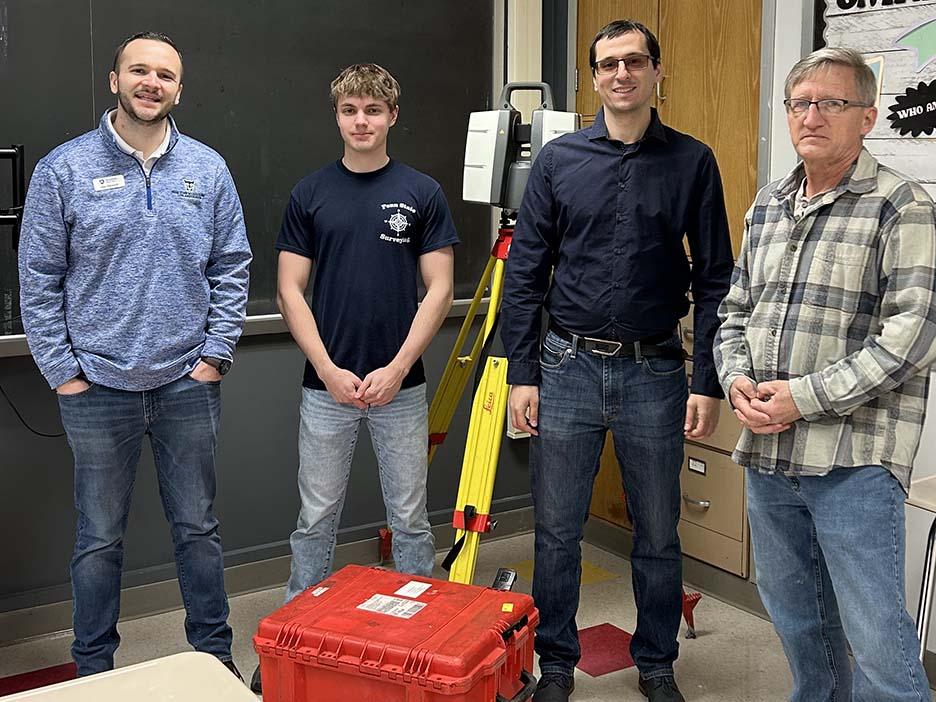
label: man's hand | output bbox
[189,361,223,384]
[509,385,540,436]
[56,377,91,395]
[729,376,791,435]
[750,380,803,427]
[357,363,407,407]
[321,364,368,409]
[685,394,720,439]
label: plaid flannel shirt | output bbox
[714,148,936,490]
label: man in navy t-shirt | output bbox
[275,61,458,611]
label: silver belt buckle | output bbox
[585,336,623,357]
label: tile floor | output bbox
[0,532,823,700]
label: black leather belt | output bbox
[549,325,686,361]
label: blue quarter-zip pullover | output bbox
[19,110,252,391]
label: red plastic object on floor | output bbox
[254,565,539,702]
[576,623,634,677]
[378,527,393,563]
[682,589,702,638]
[0,662,77,696]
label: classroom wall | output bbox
[0,0,537,633]
[0,320,535,618]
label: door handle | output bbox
[682,493,711,510]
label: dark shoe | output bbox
[533,672,574,701]
[250,664,262,694]
[222,659,245,683]
[639,674,685,702]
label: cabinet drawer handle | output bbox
[682,493,711,510]
[683,327,694,341]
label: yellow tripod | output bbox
[429,218,515,585]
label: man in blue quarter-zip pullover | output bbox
[18,32,252,680]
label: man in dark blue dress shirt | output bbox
[501,20,733,702]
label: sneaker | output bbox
[533,671,574,701]
[250,664,263,694]
[222,659,245,683]
[639,674,685,702]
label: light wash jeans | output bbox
[285,384,435,602]
[747,466,931,702]
[58,375,233,676]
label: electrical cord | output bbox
[0,382,65,438]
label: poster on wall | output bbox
[816,0,936,194]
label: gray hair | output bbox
[784,47,877,105]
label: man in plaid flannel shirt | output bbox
[715,48,936,701]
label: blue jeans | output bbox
[57,375,233,676]
[531,330,688,679]
[747,467,930,702]
[285,384,435,602]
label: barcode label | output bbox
[357,594,427,619]
[394,581,432,598]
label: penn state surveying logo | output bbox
[173,177,205,201]
[386,211,409,234]
[379,202,415,244]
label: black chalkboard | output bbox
[0,0,495,331]
[0,0,95,334]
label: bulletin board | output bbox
[816,0,936,198]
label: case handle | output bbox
[497,82,556,111]
[499,614,528,642]
[496,669,537,702]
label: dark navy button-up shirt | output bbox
[501,108,733,396]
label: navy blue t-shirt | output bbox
[275,159,459,391]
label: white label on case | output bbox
[357,594,427,619]
[311,586,329,597]
[688,458,707,475]
[394,581,432,598]
[92,175,125,191]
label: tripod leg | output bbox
[427,255,496,465]
[447,355,509,585]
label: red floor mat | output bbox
[576,623,635,677]
[0,662,77,695]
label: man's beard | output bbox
[117,89,174,125]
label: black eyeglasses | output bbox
[783,98,873,116]
[593,54,654,75]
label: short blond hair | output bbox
[330,63,400,111]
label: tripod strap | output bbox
[473,311,501,392]
[441,535,466,572]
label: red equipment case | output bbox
[254,565,538,702]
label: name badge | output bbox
[92,175,126,192]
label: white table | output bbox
[907,475,936,662]
[0,652,256,701]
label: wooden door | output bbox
[658,0,761,254]
[574,0,760,252]
[576,0,762,529]
[575,0,659,528]
[575,0,659,124]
